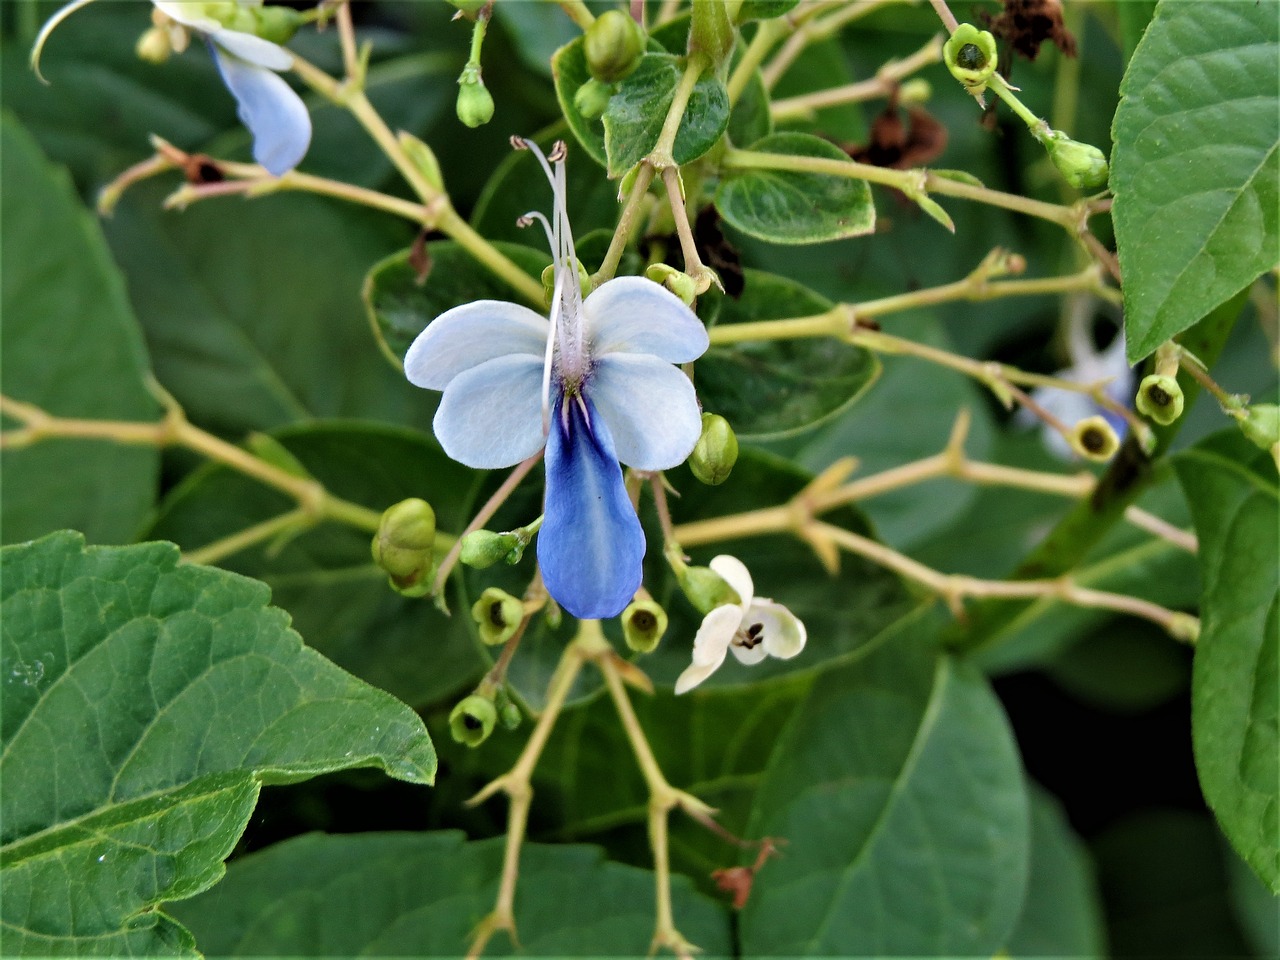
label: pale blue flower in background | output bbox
[33,0,311,177]
[405,140,709,619]
[1025,317,1133,459]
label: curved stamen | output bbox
[30,0,101,83]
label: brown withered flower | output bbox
[980,0,1077,61]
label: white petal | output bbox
[404,301,548,391]
[211,27,293,70]
[209,44,310,176]
[583,276,709,363]
[587,354,702,470]
[751,599,807,660]
[153,0,221,33]
[675,605,739,694]
[1028,384,1096,429]
[433,354,546,469]
[729,638,769,666]
[709,555,754,609]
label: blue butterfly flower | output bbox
[405,140,709,619]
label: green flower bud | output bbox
[1237,403,1280,452]
[1045,132,1109,190]
[573,77,614,119]
[449,694,497,748]
[541,259,591,306]
[678,564,742,615]
[460,530,521,569]
[494,686,523,730]
[585,10,645,83]
[622,599,668,653]
[1136,374,1185,426]
[644,263,698,306]
[689,413,738,485]
[943,25,998,91]
[898,78,932,105]
[397,132,444,191]
[1069,416,1120,462]
[249,6,304,44]
[136,27,172,64]
[456,71,495,128]
[471,587,524,646]
[371,498,436,597]
[688,0,734,67]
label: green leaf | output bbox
[1175,431,1279,891]
[1003,786,1105,957]
[168,831,731,956]
[145,422,488,709]
[0,115,159,545]
[363,240,549,365]
[716,133,875,244]
[0,532,434,956]
[697,269,880,440]
[737,0,801,21]
[1112,1,1279,361]
[103,182,413,436]
[602,53,730,178]
[740,608,1030,955]
[552,37,611,169]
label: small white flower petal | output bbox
[675,604,739,694]
[209,44,310,176]
[709,555,754,609]
[588,354,702,470]
[750,599,807,660]
[674,660,720,695]
[729,638,769,666]
[404,300,548,391]
[433,353,546,469]
[210,27,294,70]
[583,276,709,363]
[152,0,221,33]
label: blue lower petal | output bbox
[538,392,645,619]
[209,41,311,176]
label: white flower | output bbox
[674,556,806,695]
[1025,320,1132,459]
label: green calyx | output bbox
[573,77,614,120]
[584,10,645,83]
[459,529,521,569]
[1044,132,1109,190]
[665,544,741,614]
[371,498,436,597]
[689,413,739,485]
[943,25,998,91]
[456,68,495,128]
[449,694,498,748]
[1136,374,1185,425]
[1069,415,1120,462]
[471,587,525,646]
[1235,403,1280,453]
[622,599,668,653]
[644,263,698,306]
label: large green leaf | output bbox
[1112,0,1279,361]
[698,269,880,440]
[363,240,549,365]
[103,182,413,436]
[740,609,1030,955]
[716,133,875,244]
[0,532,435,956]
[145,422,488,709]
[168,831,731,956]
[1175,431,1279,891]
[0,115,158,545]
[1003,786,1105,957]
[602,53,730,178]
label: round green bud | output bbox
[1136,374,1185,426]
[371,498,436,596]
[898,77,932,105]
[497,697,523,731]
[1045,132,1109,190]
[471,587,524,646]
[460,530,520,570]
[1069,416,1120,462]
[689,413,739,486]
[573,77,614,119]
[678,565,742,615]
[541,259,591,306]
[943,24,998,90]
[449,694,497,748]
[456,74,495,128]
[622,599,668,653]
[644,263,698,306]
[249,6,304,44]
[1237,403,1280,452]
[584,10,645,83]
[397,132,445,191]
[136,27,172,64]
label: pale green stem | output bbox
[649,52,710,166]
[770,34,943,121]
[592,163,656,284]
[556,0,596,29]
[761,0,900,90]
[726,17,789,105]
